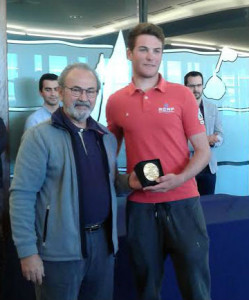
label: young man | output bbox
[10,63,139,300]
[184,71,224,195]
[106,23,211,300]
[24,73,60,130]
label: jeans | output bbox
[35,226,114,300]
[127,197,211,300]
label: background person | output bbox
[184,71,224,195]
[106,23,211,300]
[10,63,139,300]
[24,73,60,130]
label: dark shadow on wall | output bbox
[0,214,36,300]
[9,111,33,176]
[12,77,41,108]
[9,73,43,175]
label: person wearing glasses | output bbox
[24,73,60,131]
[10,63,140,300]
[184,71,223,195]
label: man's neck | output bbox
[44,103,59,113]
[62,108,87,129]
[133,73,160,92]
[72,120,87,129]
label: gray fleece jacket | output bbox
[9,116,130,260]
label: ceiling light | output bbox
[7,21,120,40]
[87,27,116,37]
[7,30,26,35]
[69,15,83,19]
[219,45,249,56]
[170,42,217,50]
[7,40,113,49]
[27,32,83,40]
[27,28,81,36]
[236,51,249,56]
[7,24,25,30]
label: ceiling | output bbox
[6,0,249,51]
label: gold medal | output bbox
[143,162,160,181]
[134,159,164,187]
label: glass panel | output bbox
[34,55,42,72]
[7,1,249,196]
[162,49,249,195]
[49,56,67,74]
[78,57,88,63]
[7,0,138,176]
[7,53,18,104]
[166,61,181,83]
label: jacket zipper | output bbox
[42,204,50,246]
[78,129,88,155]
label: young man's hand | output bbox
[143,173,184,193]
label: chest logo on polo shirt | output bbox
[158,103,175,114]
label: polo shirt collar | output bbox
[128,73,167,95]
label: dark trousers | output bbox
[127,197,211,300]
[196,166,216,195]
[35,226,114,300]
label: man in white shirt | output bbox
[24,73,60,130]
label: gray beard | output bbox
[64,104,91,123]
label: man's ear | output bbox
[127,48,132,61]
[58,86,63,99]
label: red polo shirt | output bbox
[106,75,205,203]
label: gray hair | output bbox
[58,63,101,91]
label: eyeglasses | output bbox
[64,86,97,98]
[187,84,203,89]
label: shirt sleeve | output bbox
[213,105,223,147]
[106,95,124,151]
[24,114,38,131]
[181,88,206,138]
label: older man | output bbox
[10,63,139,300]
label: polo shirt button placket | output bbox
[143,95,151,112]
